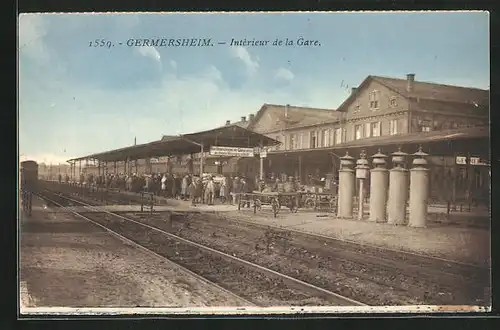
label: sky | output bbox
[18,11,490,164]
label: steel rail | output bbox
[43,183,490,270]
[34,192,256,307]
[38,190,366,306]
[227,214,490,271]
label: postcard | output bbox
[18,11,491,316]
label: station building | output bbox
[231,74,490,205]
[74,73,489,205]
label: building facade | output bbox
[79,73,489,204]
[250,74,488,155]
[242,74,490,204]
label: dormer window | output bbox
[389,96,397,107]
[369,90,380,110]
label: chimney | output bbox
[241,116,246,122]
[225,120,231,126]
[249,114,255,122]
[351,87,357,94]
[406,73,415,92]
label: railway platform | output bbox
[40,181,490,266]
[228,210,490,267]
[19,194,251,310]
[42,180,490,221]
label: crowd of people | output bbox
[57,171,310,206]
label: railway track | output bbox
[36,189,366,307]
[121,212,489,305]
[42,182,489,269]
[40,186,490,305]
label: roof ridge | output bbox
[372,75,489,92]
[263,103,335,112]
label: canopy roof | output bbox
[67,125,280,163]
[269,125,489,155]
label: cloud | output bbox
[18,14,50,63]
[117,14,141,29]
[137,45,161,63]
[274,67,295,81]
[19,62,344,161]
[169,59,177,70]
[229,46,259,76]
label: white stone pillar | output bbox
[355,150,370,221]
[369,150,389,222]
[387,149,409,225]
[409,147,430,228]
[337,152,355,218]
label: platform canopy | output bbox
[268,125,490,156]
[67,124,280,163]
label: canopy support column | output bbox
[298,154,303,183]
[179,135,204,177]
[200,142,204,177]
[259,140,264,181]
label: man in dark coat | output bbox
[241,178,252,208]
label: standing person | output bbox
[144,175,151,193]
[254,174,260,190]
[272,178,280,192]
[277,178,285,193]
[188,179,198,205]
[186,175,192,200]
[166,173,174,198]
[195,178,203,204]
[284,176,296,193]
[126,174,133,191]
[241,178,252,208]
[173,174,180,199]
[220,175,228,204]
[226,175,233,200]
[161,174,168,197]
[258,180,266,192]
[181,175,189,200]
[205,176,215,205]
[284,176,299,208]
[231,177,241,205]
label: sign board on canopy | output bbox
[209,146,255,157]
[470,157,489,166]
[455,156,467,165]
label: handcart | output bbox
[301,192,338,213]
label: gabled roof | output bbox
[161,119,249,142]
[161,135,177,141]
[336,75,489,113]
[247,103,341,133]
[372,76,489,105]
[233,119,251,129]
